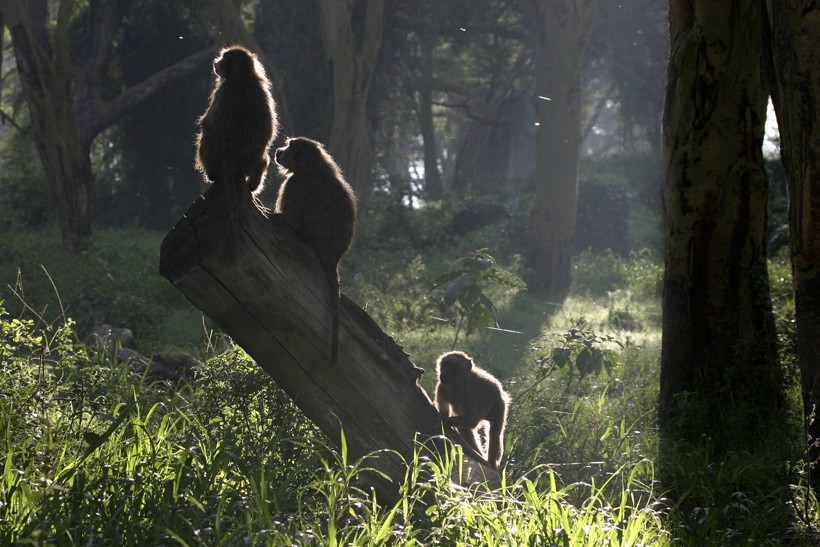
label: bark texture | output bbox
[4,0,93,253]
[526,0,596,297]
[318,0,384,216]
[159,185,498,502]
[768,0,820,465]
[660,1,778,410]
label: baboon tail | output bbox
[326,265,341,364]
[223,162,246,264]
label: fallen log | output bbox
[159,184,498,502]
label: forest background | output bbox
[0,0,818,545]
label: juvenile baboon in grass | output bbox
[273,137,357,363]
[195,45,278,224]
[435,351,510,469]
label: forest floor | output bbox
[0,227,816,545]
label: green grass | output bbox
[1,227,818,544]
[0,227,206,353]
[0,300,670,545]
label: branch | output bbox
[0,109,28,133]
[77,47,217,147]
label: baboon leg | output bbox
[444,413,482,430]
[455,426,483,457]
[246,155,270,194]
[486,406,507,468]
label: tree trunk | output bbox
[526,0,596,298]
[416,41,444,201]
[5,0,94,253]
[318,0,384,217]
[3,0,218,253]
[159,185,499,503]
[767,1,820,466]
[660,2,778,415]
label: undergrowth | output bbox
[1,228,818,544]
[0,301,670,545]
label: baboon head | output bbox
[214,46,261,81]
[274,137,329,174]
[436,351,474,384]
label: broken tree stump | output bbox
[159,184,499,502]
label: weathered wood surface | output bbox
[159,184,498,501]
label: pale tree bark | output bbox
[207,0,293,140]
[526,0,595,297]
[660,2,778,412]
[767,1,820,466]
[1,0,215,253]
[318,0,384,217]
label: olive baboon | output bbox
[273,137,358,363]
[195,45,278,221]
[435,351,510,469]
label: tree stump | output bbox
[159,184,498,502]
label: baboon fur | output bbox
[195,45,278,206]
[274,137,357,363]
[435,351,510,468]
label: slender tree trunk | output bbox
[417,41,444,201]
[767,0,820,466]
[660,1,778,414]
[318,0,384,217]
[526,0,595,297]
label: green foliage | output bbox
[658,389,807,545]
[572,248,662,300]
[0,303,671,545]
[0,228,204,351]
[512,320,658,474]
[0,132,51,230]
[0,303,322,544]
[0,225,815,543]
[579,153,663,253]
[530,318,623,387]
[96,0,213,230]
[432,250,526,348]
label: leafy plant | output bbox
[531,317,623,388]
[431,249,526,349]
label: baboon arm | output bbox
[435,389,451,418]
[485,406,507,468]
[444,413,482,429]
[486,423,503,468]
[436,401,451,419]
[455,426,482,454]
